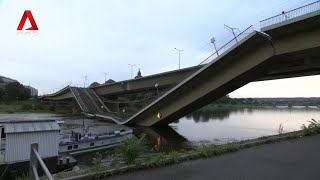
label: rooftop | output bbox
[3,120,60,134]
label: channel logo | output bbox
[16,10,39,40]
[17,10,39,30]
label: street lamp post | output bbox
[224,24,239,42]
[84,75,87,87]
[104,73,108,82]
[210,37,219,56]
[128,64,136,79]
[155,83,159,98]
[174,48,183,70]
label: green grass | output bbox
[116,134,146,164]
[189,143,241,159]
[0,100,72,114]
[53,143,242,179]
[301,119,320,136]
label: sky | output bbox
[0,0,319,97]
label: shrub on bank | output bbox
[116,134,146,164]
[301,119,320,136]
[21,104,33,111]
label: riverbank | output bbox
[0,100,72,114]
[105,133,320,180]
[53,122,320,180]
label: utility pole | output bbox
[84,75,87,87]
[210,37,219,56]
[104,73,108,82]
[224,24,239,42]
[128,64,136,79]
[174,48,183,69]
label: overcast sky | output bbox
[0,0,319,97]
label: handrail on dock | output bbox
[29,143,54,180]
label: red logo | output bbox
[17,10,39,30]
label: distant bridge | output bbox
[42,1,320,126]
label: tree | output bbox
[216,95,231,103]
[0,87,5,101]
[3,82,30,101]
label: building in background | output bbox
[24,85,38,97]
[0,76,18,87]
[134,69,142,79]
[0,75,38,98]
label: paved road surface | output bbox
[106,134,320,180]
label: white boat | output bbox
[59,129,133,155]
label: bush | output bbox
[116,134,146,164]
[49,105,56,111]
[301,119,320,136]
[21,104,32,111]
[92,152,103,171]
[34,104,44,110]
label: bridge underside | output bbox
[42,9,320,127]
[125,13,320,126]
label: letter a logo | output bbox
[17,10,39,30]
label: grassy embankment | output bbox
[53,119,320,180]
[0,99,72,114]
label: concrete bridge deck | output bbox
[42,2,320,126]
[125,7,320,126]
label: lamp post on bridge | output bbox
[155,83,159,98]
[104,72,108,83]
[128,64,137,79]
[224,24,239,43]
[210,37,219,56]
[83,75,88,87]
[174,48,183,70]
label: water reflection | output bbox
[134,126,188,152]
[186,109,235,122]
[174,107,320,144]
[185,107,319,123]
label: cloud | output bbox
[0,0,318,97]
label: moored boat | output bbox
[59,129,133,155]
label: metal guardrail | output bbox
[199,25,254,65]
[260,1,320,28]
[29,143,54,180]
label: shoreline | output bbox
[54,128,315,180]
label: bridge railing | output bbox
[199,25,254,65]
[260,1,320,28]
[29,143,54,180]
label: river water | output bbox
[0,107,319,166]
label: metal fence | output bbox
[260,1,320,28]
[29,143,54,180]
[199,25,254,65]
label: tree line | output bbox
[0,82,31,101]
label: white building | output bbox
[24,85,38,97]
[0,120,60,163]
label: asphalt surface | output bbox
[106,134,320,180]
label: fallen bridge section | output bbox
[123,10,320,126]
[70,87,109,115]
